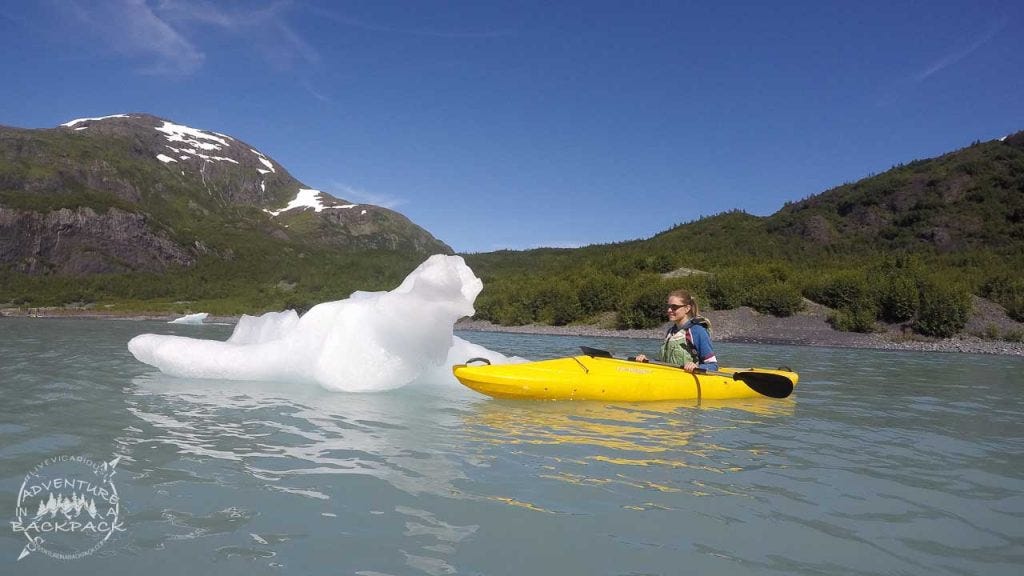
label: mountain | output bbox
[636,130,1024,263]
[472,130,1024,275]
[0,113,450,276]
[767,131,1024,254]
[464,131,1024,332]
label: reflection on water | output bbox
[460,398,799,514]
[468,401,699,452]
[467,399,794,454]
[125,372,469,497]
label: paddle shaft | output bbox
[650,360,793,399]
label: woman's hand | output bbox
[682,361,697,373]
[634,354,648,363]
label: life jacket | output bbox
[660,316,714,366]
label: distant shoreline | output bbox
[3,306,1022,357]
[453,318,1024,357]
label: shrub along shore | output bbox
[455,303,1024,357]
[470,256,1024,341]
[3,303,1021,357]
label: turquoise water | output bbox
[1,317,1022,574]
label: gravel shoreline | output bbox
[5,304,1022,357]
[456,301,1024,357]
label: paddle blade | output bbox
[580,346,613,358]
[733,371,794,399]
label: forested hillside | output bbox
[466,132,1024,339]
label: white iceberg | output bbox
[129,255,518,391]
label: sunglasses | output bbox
[667,304,688,312]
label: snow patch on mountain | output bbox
[61,114,131,128]
[163,144,239,164]
[155,121,232,151]
[264,189,359,216]
[148,121,277,190]
[58,115,377,222]
[251,149,276,173]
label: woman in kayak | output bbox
[635,290,718,372]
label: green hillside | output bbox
[465,132,1024,338]
[0,114,450,314]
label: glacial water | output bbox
[1,317,1022,575]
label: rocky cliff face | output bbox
[0,206,193,274]
[0,114,451,275]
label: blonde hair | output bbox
[668,289,699,317]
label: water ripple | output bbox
[3,322,1023,574]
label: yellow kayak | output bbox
[453,352,797,402]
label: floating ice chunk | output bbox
[169,312,209,324]
[416,335,526,385]
[128,255,516,391]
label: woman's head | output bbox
[666,289,699,322]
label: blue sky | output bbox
[2,1,1021,253]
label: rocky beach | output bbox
[456,296,1024,357]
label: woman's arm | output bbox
[689,325,718,370]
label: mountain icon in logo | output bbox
[33,493,100,520]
